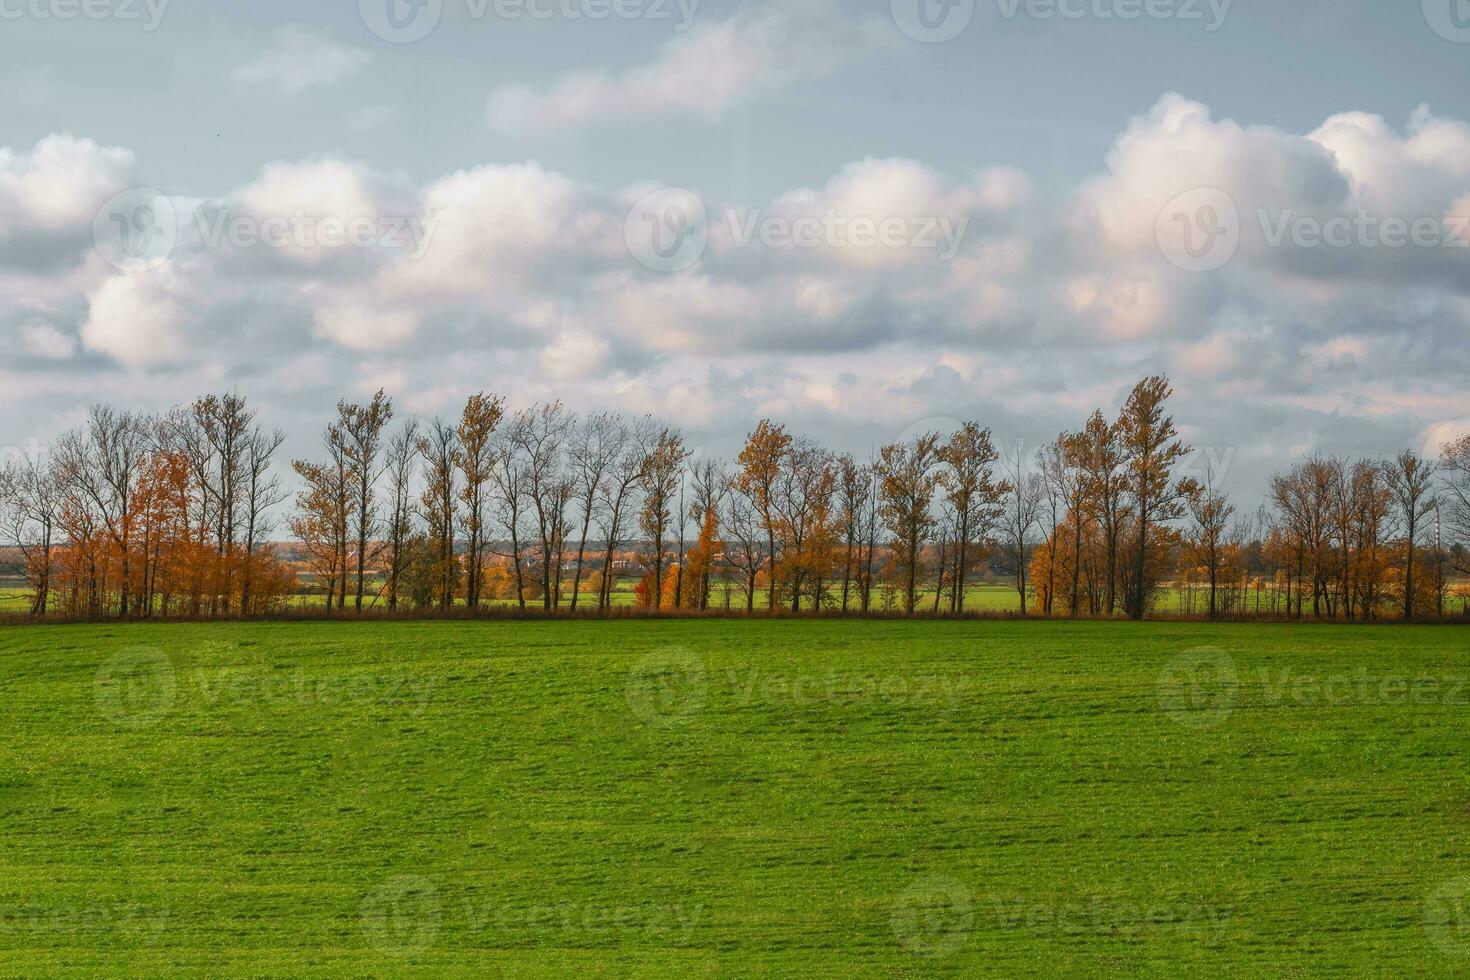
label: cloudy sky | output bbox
[3,0,1470,499]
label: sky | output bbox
[3,0,1470,501]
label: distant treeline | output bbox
[2,377,1467,623]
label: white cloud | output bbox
[17,320,77,360]
[540,326,612,381]
[313,298,419,352]
[81,269,189,367]
[389,163,612,298]
[233,26,369,97]
[9,92,1470,501]
[0,134,134,231]
[487,7,884,133]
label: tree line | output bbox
[2,377,1467,622]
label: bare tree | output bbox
[1439,436,1470,572]
[1035,442,1067,616]
[200,395,255,609]
[239,424,286,613]
[722,481,765,612]
[835,455,872,613]
[0,452,61,616]
[1187,468,1235,620]
[383,419,421,611]
[596,417,656,610]
[56,406,149,617]
[338,390,394,612]
[514,403,573,610]
[1384,450,1436,621]
[998,449,1043,614]
[938,423,1006,612]
[567,413,626,612]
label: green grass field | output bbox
[1,619,1468,976]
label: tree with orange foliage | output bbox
[875,434,942,615]
[682,506,723,610]
[772,438,837,612]
[637,428,690,608]
[737,420,791,613]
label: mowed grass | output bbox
[0,619,1467,976]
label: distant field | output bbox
[0,619,1467,975]
[16,575,1444,618]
